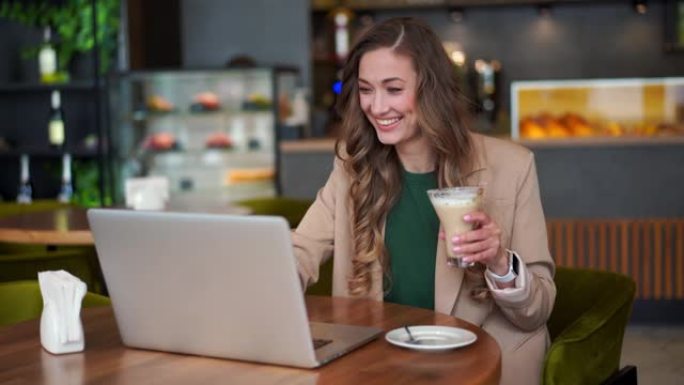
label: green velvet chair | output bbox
[236,197,314,229]
[235,197,333,296]
[0,199,71,255]
[0,280,110,328]
[0,247,104,294]
[0,200,106,294]
[0,200,71,218]
[543,267,637,385]
[305,257,333,296]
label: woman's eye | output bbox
[358,87,372,94]
[387,88,403,94]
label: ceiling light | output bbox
[537,4,552,17]
[633,0,647,14]
[449,7,465,23]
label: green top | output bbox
[383,169,439,310]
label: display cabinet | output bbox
[108,68,300,206]
[0,82,108,204]
[511,77,684,140]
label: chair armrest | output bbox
[543,280,636,385]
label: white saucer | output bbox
[385,325,477,351]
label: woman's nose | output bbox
[370,93,389,115]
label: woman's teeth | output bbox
[377,118,400,126]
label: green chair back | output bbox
[0,200,70,219]
[0,200,72,255]
[0,247,105,294]
[543,267,636,385]
[0,280,110,328]
[234,197,333,295]
[305,257,333,296]
[236,197,313,228]
[0,200,106,294]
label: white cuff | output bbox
[484,252,529,303]
[485,249,518,283]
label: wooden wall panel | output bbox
[547,218,684,300]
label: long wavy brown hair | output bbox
[335,17,476,297]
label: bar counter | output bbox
[279,136,684,219]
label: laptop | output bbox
[87,209,382,368]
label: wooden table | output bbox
[0,205,252,246]
[0,207,92,245]
[0,296,501,385]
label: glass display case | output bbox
[109,68,300,206]
[511,77,684,140]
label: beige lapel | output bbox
[434,132,489,316]
[434,235,465,314]
[436,236,494,321]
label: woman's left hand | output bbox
[440,211,509,275]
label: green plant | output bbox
[72,159,112,207]
[43,158,111,207]
[0,0,120,75]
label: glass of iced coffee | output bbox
[427,186,484,268]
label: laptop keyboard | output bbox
[313,338,333,350]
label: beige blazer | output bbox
[293,133,556,385]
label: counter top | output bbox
[280,136,684,153]
[280,138,337,153]
[516,136,684,148]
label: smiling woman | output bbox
[358,48,424,169]
[291,17,556,385]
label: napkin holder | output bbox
[38,270,87,354]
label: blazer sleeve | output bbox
[487,153,557,332]
[291,159,340,288]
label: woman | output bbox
[293,17,555,385]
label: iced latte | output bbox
[427,186,483,268]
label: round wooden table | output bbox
[0,205,253,246]
[0,296,501,385]
[0,207,92,245]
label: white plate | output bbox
[385,325,477,351]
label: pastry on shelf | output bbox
[146,95,175,113]
[604,121,625,137]
[537,113,570,138]
[242,93,272,111]
[657,122,684,136]
[559,113,593,137]
[190,92,221,112]
[205,132,233,149]
[142,132,180,151]
[521,112,597,139]
[520,117,546,139]
[225,167,275,184]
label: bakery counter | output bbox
[517,136,684,147]
[281,135,684,152]
[279,137,684,218]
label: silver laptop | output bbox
[87,208,382,368]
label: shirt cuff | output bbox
[485,251,529,302]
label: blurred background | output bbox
[1,1,684,382]
[0,0,683,317]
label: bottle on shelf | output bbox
[57,153,73,203]
[48,90,66,150]
[16,154,33,204]
[38,26,58,84]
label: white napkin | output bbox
[38,270,87,354]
